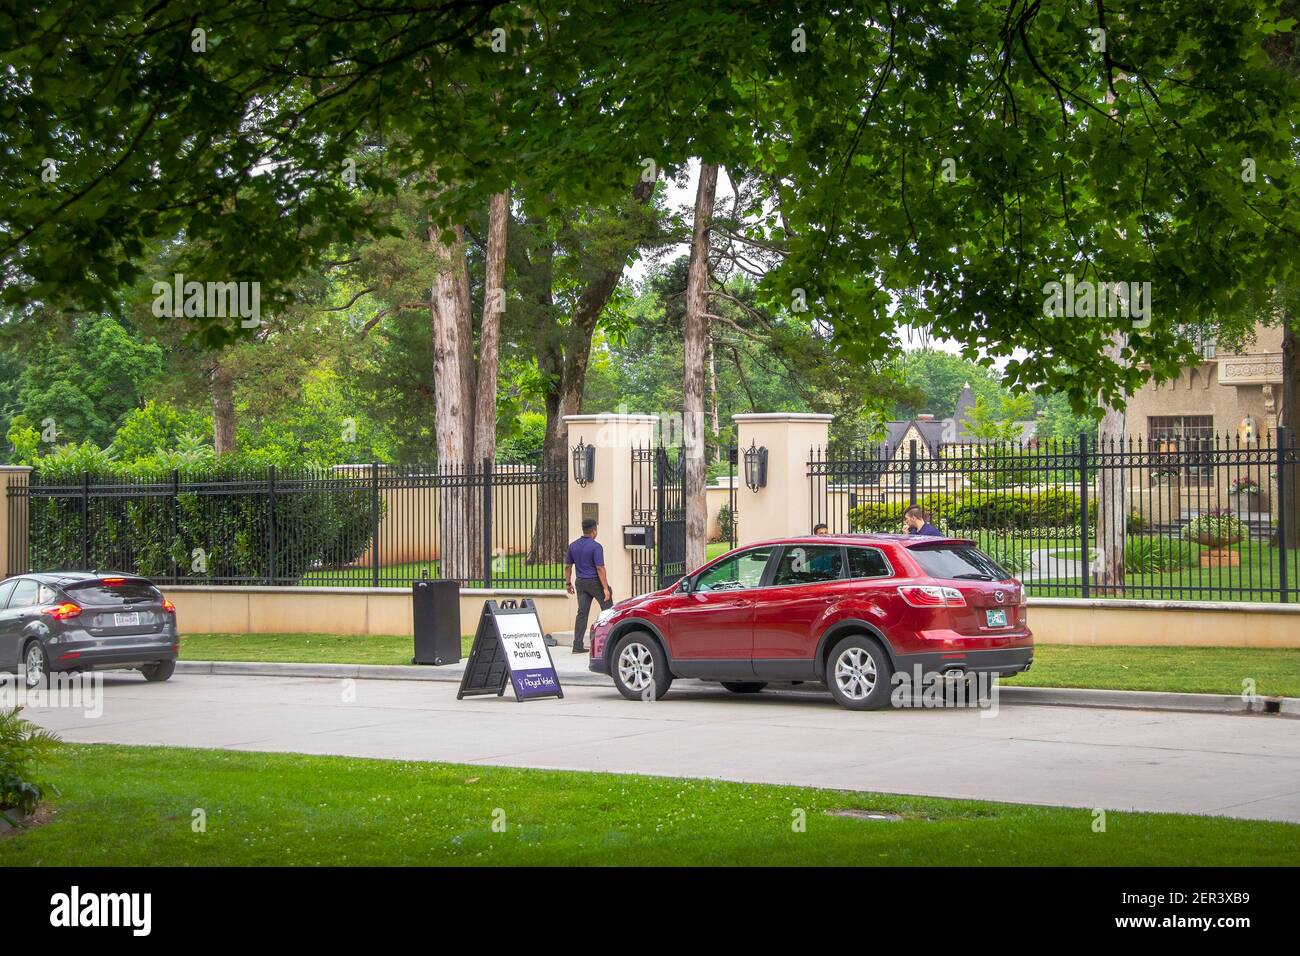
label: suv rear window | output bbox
[909,545,1010,581]
[65,580,162,606]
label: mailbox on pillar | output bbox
[623,524,655,550]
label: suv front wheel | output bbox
[826,634,893,710]
[611,632,673,701]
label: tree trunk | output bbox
[429,222,473,582]
[683,162,719,571]
[467,189,509,580]
[1282,317,1299,549]
[527,342,569,566]
[526,178,656,565]
[209,355,236,456]
[708,336,720,463]
[472,188,509,465]
[1094,330,1128,593]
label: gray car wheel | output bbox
[141,659,176,682]
[23,640,49,690]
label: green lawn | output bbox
[297,555,564,589]
[1028,544,1300,603]
[179,633,1300,697]
[2,745,1295,866]
[1003,645,1300,698]
[182,631,478,663]
[295,545,733,589]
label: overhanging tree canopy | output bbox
[4,0,1298,408]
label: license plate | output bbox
[985,608,1008,628]
[114,612,140,628]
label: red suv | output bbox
[588,534,1032,710]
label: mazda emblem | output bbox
[994,590,1005,604]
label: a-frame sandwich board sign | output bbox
[456,598,564,702]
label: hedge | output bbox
[24,465,375,584]
[847,489,1095,532]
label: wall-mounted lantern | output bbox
[743,441,768,492]
[572,439,595,487]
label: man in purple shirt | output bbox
[566,518,611,654]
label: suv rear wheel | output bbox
[826,634,893,711]
[611,632,672,701]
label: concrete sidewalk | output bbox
[174,656,1299,718]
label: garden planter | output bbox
[1231,493,1259,515]
[1189,529,1243,548]
[1200,548,1240,568]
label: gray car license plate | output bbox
[985,608,1008,628]
[114,611,140,628]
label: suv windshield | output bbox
[65,580,162,606]
[909,545,1010,581]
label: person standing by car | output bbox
[813,523,829,535]
[904,506,943,536]
[566,518,611,654]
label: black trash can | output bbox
[412,577,461,665]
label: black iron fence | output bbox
[809,430,1299,603]
[6,460,567,589]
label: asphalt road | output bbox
[21,672,1300,823]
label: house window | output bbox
[1148,416,1214,485]
[1176,325,1217,359]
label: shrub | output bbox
[1125,536,1198,573]
[26,462,376,583]
[0,706,60,822]
[847,489,1093,533]
[714,503,735,543]
[1229,477,1260,496]
[1182,510,1247,547]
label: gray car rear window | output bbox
[66,581,162,606]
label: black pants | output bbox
[573,577,611,647]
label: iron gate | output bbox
[631,444,686,595]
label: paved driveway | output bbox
[23,673,1300,823]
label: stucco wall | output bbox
[166,585,573,637]
[1029,598,1300,648]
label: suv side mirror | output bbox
[677,576,693,594]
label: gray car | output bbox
[0,572,179,689]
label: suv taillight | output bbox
[1018,587,1028,606]
[897,585,966,608]
[162,598,176,614]
[45,602,82,621]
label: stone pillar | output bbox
[562,413,659,600]
[733,413,833,545]
[0,466,33,577]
